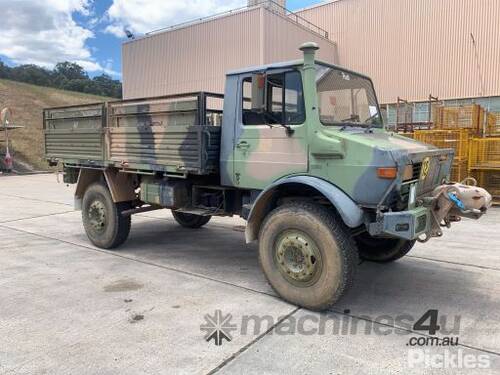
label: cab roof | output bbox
[226,59,303,76]
[226,59,373,81]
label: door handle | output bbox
[236,141,250,149]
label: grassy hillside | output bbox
[0,79,111,171]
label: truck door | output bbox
[231,70,308,189]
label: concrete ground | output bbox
[0,174,499,374]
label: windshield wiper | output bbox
[363,113,380,131]
[363,113,379,124]
[341,114,360,122]
[339,122,370,128]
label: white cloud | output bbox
[104,0,246,37]
[0,0,118,76]
[0,0,248,77]
[77,60,119,77]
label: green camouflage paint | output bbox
[221,42,451,207]
[44,42,452,219]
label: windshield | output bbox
[316,64,382,127]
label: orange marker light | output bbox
[377,167,398,179]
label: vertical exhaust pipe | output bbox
[299,42,319,68]
[299,43,320,136]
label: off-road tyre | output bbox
[355,232,416,262]
[258,202,358,311]
[82,182,131,249]
[171,210,211,228]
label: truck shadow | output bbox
[338,259,486,315]
[124,218,268,292]
[122,217,491,324]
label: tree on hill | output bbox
[0,60,11,79]
[54,62,89,81]
[91,74,122,98]
[0,59,122,98]
[9,64,52,86]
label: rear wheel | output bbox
[171,210,211,228]
[355,232,416,262]
[258,202,358,311]
[82,183,131,249]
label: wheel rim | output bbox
[88,200,107,233]
[274,230,322,287]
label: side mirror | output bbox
[251,73,266,113]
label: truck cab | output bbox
[222,43,458,242]
[44,42,492,311]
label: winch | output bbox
[419,178,492,242]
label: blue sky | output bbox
[0,0,324,80]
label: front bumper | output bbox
[368,206,430,240]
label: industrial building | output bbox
[122,0,500,120]
[296,0,500,122]
[122,1,336,100]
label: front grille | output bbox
[412,162,422,180]
[395,156,448,210]
[398,157,443,208]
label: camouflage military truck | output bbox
[43,43,492,310]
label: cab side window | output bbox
[267,74,284,124]
[242,71,305,125]
[242,78,264,125]
[284,71,305,125]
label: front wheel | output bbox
[82,183,131,249]
[355,232,416,262]
[171,210,211,228]
[258,202,358,311]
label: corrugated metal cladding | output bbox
[262,9,336,64]
[122,7,336,99]
[122,8,261,99]
[297,0,500,104]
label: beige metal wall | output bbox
[262,8,337,64]
[122,8,261,99]
[297,0,500,104]
[122,6,336,99]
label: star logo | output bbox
[200,310,237,346]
